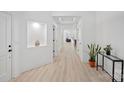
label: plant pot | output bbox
[89,60,96,67]
[106,51,111,55]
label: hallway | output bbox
[14,43,111,82]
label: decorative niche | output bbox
[27,21,47,48]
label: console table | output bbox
[96,52,124,82]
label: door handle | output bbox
[8,49,12,52]
[9,45,11,47]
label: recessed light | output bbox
[32,22,40,29]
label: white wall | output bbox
[78,12,96,63]
[96,12,124,81]
[12,12,53,77]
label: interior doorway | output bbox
[0,12,12,81]
[63,30,74,46]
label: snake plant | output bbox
[87,43,101,62]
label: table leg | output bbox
[121,61,123,82]
[102,55,104,71]
[96,54,98,70]
[112,61,115,82]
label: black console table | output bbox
[96,52,124,82]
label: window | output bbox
[27,21,47,48]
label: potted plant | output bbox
[87,43,101,67]
[104,45,112,55]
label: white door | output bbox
[0,12,12,81]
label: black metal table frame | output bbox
[96,53,124,82]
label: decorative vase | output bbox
[35,40,40,47]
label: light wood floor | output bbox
[14,43,111,82]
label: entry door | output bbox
[0,12,12,81]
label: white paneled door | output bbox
[0,12,12,81]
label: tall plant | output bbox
[87,43,101,62]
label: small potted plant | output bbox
[88,43,101,67]
[104,45,112,55]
